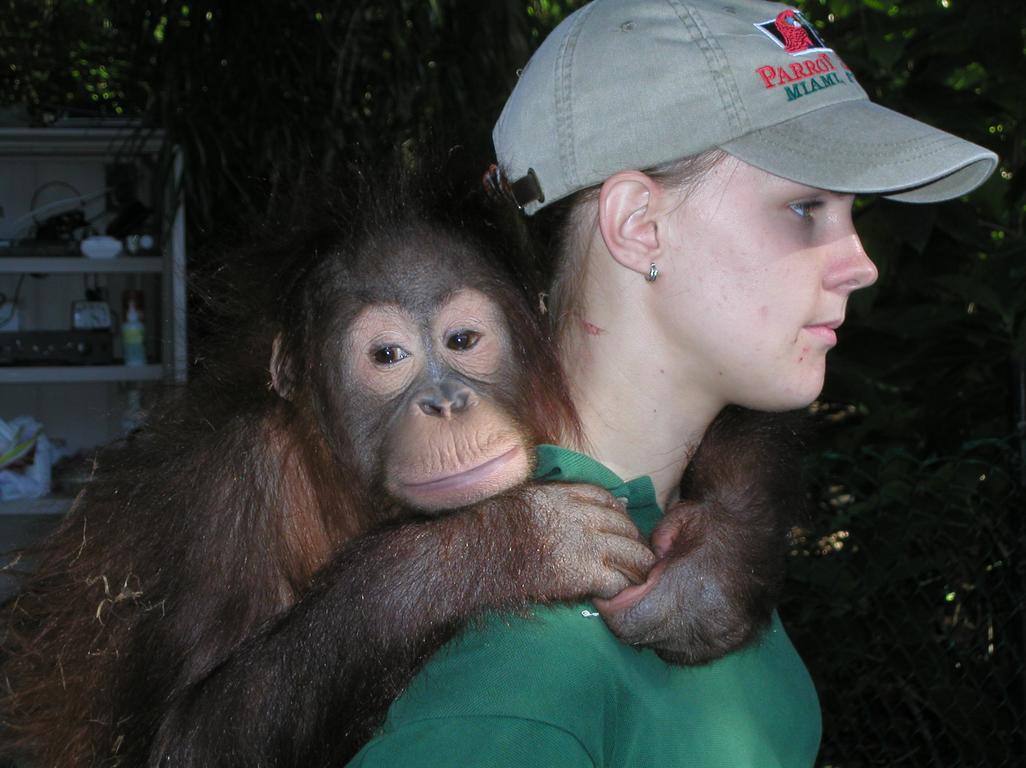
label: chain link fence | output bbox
[783,434,1024,767]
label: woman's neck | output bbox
[559,313,724,512]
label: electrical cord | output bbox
[1,184,112,240]
[0,274,27,328]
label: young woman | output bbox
[350,1,996,765]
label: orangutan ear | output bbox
[269,333,294,400]
[597,171,661,279]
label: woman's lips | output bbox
[803,324,838,346]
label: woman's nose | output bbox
[823,233,878,294]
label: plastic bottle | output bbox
[121,387,146,432]
[122,299,146,367]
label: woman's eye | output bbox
[789,200,822,222]
[446,330,481,351]
[372,345,409,365]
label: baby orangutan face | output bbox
[346,288,532,511]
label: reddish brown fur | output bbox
[0,399,348,765]
[0,205,581,766]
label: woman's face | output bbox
[653,156,878,411]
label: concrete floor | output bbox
[0,514,61,602]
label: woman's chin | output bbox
[738,383,824,413]
[761,363,826,411]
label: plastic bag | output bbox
[0,416,53,501]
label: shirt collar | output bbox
[533,444,661,535]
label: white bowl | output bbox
[81,236,123,259]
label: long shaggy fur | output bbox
[0,182,578,767]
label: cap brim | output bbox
[720,100,997,203]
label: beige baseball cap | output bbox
[494,0,998,214]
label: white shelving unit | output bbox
[0,496,72,516]
[0,125,186,516]
[0,365,163,384]
[0,256,163,273]
[0,126,187,384]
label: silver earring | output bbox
[645,263,659,283]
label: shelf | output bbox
[0,256,163,274]
[0,364,163,383]
[0,127,165,157]
[0,496,73,516]
[0,126,188,405]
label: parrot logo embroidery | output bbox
[754,8,830,55]
[775,10,815,52]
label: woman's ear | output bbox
[597,171,662,277]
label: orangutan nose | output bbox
[416,382,472,418]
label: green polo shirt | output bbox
[349,446,821,767]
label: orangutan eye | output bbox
[789,200,822,223]
[372,345,409,365]
[446,330,481,351]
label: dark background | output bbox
[2,1,1024,765]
